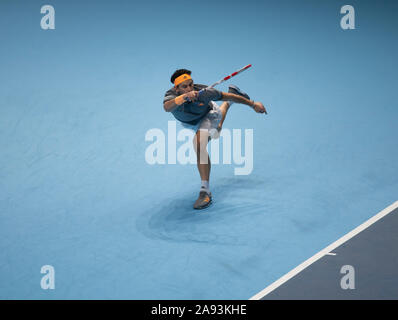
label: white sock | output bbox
[201,180,210,193]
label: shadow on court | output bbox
[135,177,273,246]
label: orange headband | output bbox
[174,74,192,87]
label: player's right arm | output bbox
[163,91,198,112]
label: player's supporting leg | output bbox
[192,129,212,209]
[193,129,211,181]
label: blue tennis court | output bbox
[1,0,397,299]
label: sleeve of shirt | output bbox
[163,88,177,104]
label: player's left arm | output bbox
[221,92,267,114]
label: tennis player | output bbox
[163,68,267,210]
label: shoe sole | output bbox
[228,85,250,100]
[193,199,213,210]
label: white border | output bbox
[249,200,398,300]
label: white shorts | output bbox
[180,101,222,136]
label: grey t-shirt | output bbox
[163,84,223,125]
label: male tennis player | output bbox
[163,68,266,210]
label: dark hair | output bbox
[170,69,192,84]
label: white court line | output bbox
[249,200,398,300]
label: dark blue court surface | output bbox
[1,0,397,299]
[253,202,398,299]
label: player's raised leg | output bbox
[217,85,252,132]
